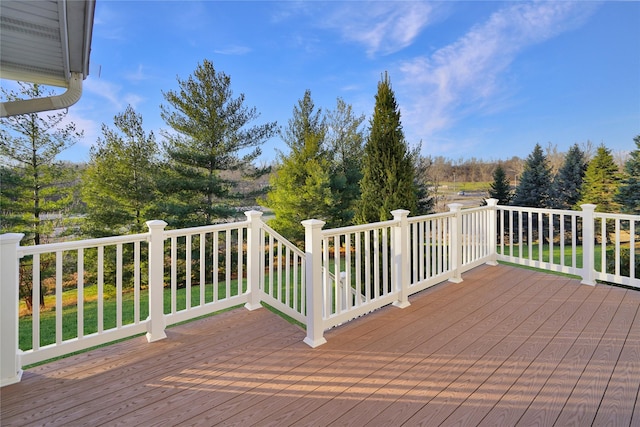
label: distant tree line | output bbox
[2,59,638,249]
[488,137,639,215]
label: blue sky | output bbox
[42,1,640,163]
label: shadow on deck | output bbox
[2,264,639,426]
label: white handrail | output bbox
[2,203,638,385]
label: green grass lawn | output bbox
[19,279,249,351]
[498,241,639,278]
[497,242,584,268]
[19,243,635,353]
[19,267,307,352]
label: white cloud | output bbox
[125,64,149,83]
[84,77,143,110]
[84,78,123,108]
[398,2,597,142]
[325,2,435,56]
[214,45,252,56]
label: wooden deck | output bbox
[2,264,640,426]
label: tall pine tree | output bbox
[356,72,416,223]
[577,144,621,212]
[487,164,512,206]
[511,144,553,208]
[261,90,333,242]
[326,98,366,227]
[160,60,277,226]
[82,106,159,236]
[0,82,83,245]
[614,135,640,214]
[549,143,587,210]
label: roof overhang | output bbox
[0,0,96,117]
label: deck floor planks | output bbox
[199,265,518,425]
[396,276,588,426]
[168,269,500,426]
[516,287,624,426]
[248,266,542,426]
[300,268,556,425]
[591,292,640,426]
[74,314,305,426]
[477,281,620,426]
[4,310,303,426]
[434,276,583,426]
[553,289,639,426]
[327,270,562,426]
[1,265,639,427]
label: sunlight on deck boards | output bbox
[1,264,639,426]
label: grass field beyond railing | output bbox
[18,279,246,352]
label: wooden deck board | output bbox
[1,264,639,427]
[478,282,620,426]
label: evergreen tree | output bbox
[414,153,436,215]
[326,98,366,227]
[511,144,553,208]
[82,106,159,236]
[578,144,621,212]
[487,164,512,206]
[1,82,83,308]
[549,144,587,209]
[614,135,640,214]
[261,90,333,242]
[356,72,417,223]
[160,59,277,226]
[0,165,30,232]
[0,82,83,245]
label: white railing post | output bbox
[302,219,327,348]
[1,233,25,387]
[244,210,264,310]
[485,199,499,266]
[391,209,411,309]
[146,220,168,342]
[581,204,597,286]
[448,203,464,283]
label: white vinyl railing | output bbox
[12,232,152,363]
[496,206,585,276]
[302,202,499,347]
[0,210,307,386]
[592,211,637,287]
[259,222,306,324]
[494,205,640,289]
[2,201,638,386]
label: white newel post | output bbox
[485,199,499,266]
[448,203,464,283]
[580,204,597,286]
[302,219,327,348]
[0,233,24,387]
[391,209,411,309]
[244,210,263,310]
[146,220,168,342]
